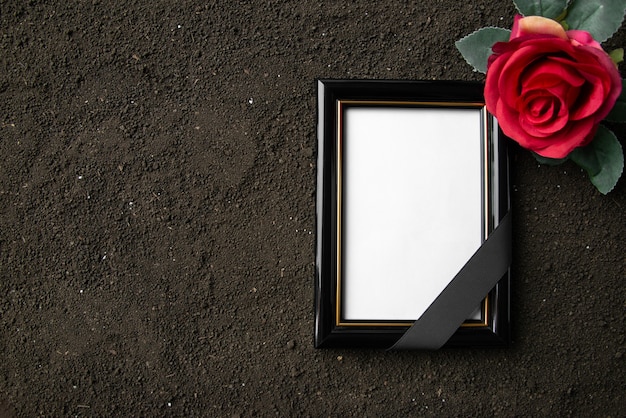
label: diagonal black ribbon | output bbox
[389,212,512,350]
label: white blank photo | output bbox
[342,106,483,321]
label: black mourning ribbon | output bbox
[389,212,512,350]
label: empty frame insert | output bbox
[314,80,511,349]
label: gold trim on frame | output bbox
[335,99,491,329]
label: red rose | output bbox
[485,15,622,159]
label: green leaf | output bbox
[564,0,626,43]
[605,79,626,123]
[455,27,511,74]
[513,0,569,19]
[609,48,624,65]
[569,126,624,194]
[532,152,569,165]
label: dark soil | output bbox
[1,1,624,416]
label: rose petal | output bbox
[520,97,568,136]
[512,16,568,40]
[520,91,564,129]
[497,39,575,109]
[485,50,514,115]
[496,92,596,159]
[526,94,555,123]
[532,120,597,158]
[485,19,620,159]
[510,14,523,40]
[567,30,602,50]
[549,56,609,120]
[545,81,578,108]
[522,59,585,91]
[496,99,530,147]
[521,71,563,91]
[572,46,622,121]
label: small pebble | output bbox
[286,340,295,350]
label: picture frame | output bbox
[314,80,511,349]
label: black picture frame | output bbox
[314,80,511,349]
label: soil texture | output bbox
[1,1,625,416]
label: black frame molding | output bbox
[314,80,511,349]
